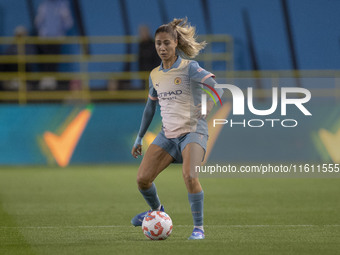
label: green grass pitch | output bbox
[0,165,339,255]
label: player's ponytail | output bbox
[155,17,206,58]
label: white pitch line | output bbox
[0,224,339,229]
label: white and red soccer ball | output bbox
[142,211,173,240]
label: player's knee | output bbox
[136,172,152,190]
[183,172,201,193]
[182,172,197,186]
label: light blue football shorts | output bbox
[151,129,208,163]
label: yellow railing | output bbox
[225,69,340,99]
[0,35,338,103]
[0,35,233,104]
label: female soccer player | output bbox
[131,18,223,240]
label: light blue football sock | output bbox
[188,190,204,226]
[139,182,161,210]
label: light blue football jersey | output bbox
[149,56,215,138]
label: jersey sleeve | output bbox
[148,75,158,101]
[189,61,215,83]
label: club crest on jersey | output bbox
[174,77,182,85]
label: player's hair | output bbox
[155,17,207,58]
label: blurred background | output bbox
[0,0,339,166]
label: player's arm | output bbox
[131,77,158,158]
[189,61,224,118]
[200,76,224,118]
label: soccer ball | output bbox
[142,211,173,240]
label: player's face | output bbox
[155,32,178,62]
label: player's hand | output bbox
[195,100,215,119]
[131,144,142,158]
[194,103,206,119]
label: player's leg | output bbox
[137,143,174,205]
[182,141,205,239]
[137,144,174,190]
[131,144,174,226]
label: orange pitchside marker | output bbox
[44,106,93,167]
